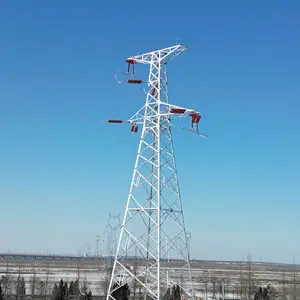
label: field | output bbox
[1,256,300,299]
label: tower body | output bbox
[95,235,100,256]
[107,45,194,300]
[105,213,121,256]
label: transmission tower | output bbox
[105,213,121,257]
[106,44,205,300]
[95,235,101,256]
[186,232,192,258]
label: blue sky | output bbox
[0,1,299,263]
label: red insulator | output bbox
[126,59,136,64]
[189,113,201,124]
[194,115,201,123]
[127,79,143,84]
[108,120,123,123]
[130,125,139,132]
[170,108,186,114]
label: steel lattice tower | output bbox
[105,213,121,257]
[95,235,101,256]
[107,44,203,300]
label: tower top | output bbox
[127,44,187,65]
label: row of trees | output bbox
[0,278,92,300]
[196,277,281,300]
[0,275,27,296]
[0,264,51,297]
[197,262,300,300]
[51,279,92,300]
[254,285,278,300]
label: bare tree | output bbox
[239,257,255,300]
[204,278,208,300]
[281,271,287,300]
[1,262,12,296]
[102,257,113,297]
[15,265,21,298]
[29,268,42,296]
[0,283,3,300]
[200,273,209,300]
[292,258,298,300]
[81,272,88,295]
[247,253,254,300]
[268,284,279,300]
[77,260,81,283]
[133,255,138,300]
[240,262,244,300]
[30,269,37,296]
[221,276,232,300]
[228,278,236,300]
[219,279,225,300]
[44,263,50,299]
[211,276,218,300]
[38,280,46,297]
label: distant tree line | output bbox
[51,279,92,300]
[254,285,278,300]
[0,277,92,300]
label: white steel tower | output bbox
[107,44,205,300]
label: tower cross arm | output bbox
[127,44,187,65]
[162,102,199,119]
[126,102,199,124]
[126,105,146,125]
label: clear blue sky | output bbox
[0,0,299,263]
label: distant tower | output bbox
[186,232,192,258]
[105,213,121,256]
[95,235,101,256]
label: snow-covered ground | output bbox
[0,260,299,298]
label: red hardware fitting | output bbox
[126,59,136,74]
[126,59,136,64]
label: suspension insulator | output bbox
[195,115,201,123]
[126,59,136,74]
[108,120,123,123]
[127,79,143,84]
[189,113,201,123]
[170,108,186,114]
[130,125,139,132]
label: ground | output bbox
[0,257,299,298]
